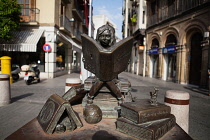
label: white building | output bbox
[122,0,147,76]
[93,15,118,39]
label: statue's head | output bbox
[96,24,116,48]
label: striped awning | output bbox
[0,29,44,52]
[56,31,82,53]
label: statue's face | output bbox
[98,30,111,48]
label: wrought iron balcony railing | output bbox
[72,0,83,21]
[59,15,74,33]
[72,28,81,41]
[148,0,210,27]
[20,8,40,23]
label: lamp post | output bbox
[88,0,92,77]
[81,0,93,83]
[207,33,210,94]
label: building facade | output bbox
[146,0,210,88]
[122,0,147,76]
[0,0,90,78]
[93,15,118,39]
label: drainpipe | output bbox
[143,37,146,77]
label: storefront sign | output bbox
[139,46,144,51]
[148,48,158,55]
[162,46,176,54]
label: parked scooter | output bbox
[21,64,40,85]
[11,64,21,81]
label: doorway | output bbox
[189,32,203,85]
[167,53,176,81]
[153,55,159,78]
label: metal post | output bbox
[88,0,92,77]
[88,0,92,37]
[208,34,210,93]
[81,0,92,82]
[143,37,146,77]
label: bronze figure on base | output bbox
[81,24,133,105]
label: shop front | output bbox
[0,28,82,79]
[149,48,159,78]
[138,46,144,75]
[0,29,46,72]
[162,46,177,81]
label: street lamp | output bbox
[81,0,93,83]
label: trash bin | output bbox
[0,56,13,84]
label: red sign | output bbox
[139,46,144,51]
[43,44,51,52]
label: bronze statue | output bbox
[81,24,133,105]
[150,87,159,105]
[96,24,116,48]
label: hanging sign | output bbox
[43,44,52,52]
[162,46,176,54]
[148,48,158,55]
[139,46,144,51]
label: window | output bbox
[151,1,156,15]
[151,38,159,48]
[168,0,175,6]
[17,0,30,16]
[142,11,145,24]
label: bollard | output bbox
[164,90,190,133]
[0,56,13,84]
[65,78,81,93]
[0,74,11,106]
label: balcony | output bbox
[82,19,88,33]
[59,16,73,34]
[20,8,40,25]
[72,29,81,41]
[72,0,83,21]
[147,0,210,27]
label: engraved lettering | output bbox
[39,101,55,124]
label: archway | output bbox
[165,34,177,81]
[189,32,203,85]
[150,38,159,78]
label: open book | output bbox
[81,34,133,81]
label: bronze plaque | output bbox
[116,114,176,140]
[37,94,82,134]
[120,99,171,124]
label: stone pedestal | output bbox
[165,90,190,133]
[65,78,81,93]
[0,74,11,106]
[5,105,193,140]
[82,93,120,118]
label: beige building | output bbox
[145,0,210,88]
[0,0,90,78]
[122,0,147,76]
[93,15,119,40]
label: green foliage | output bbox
[130,14,137,25]
[0,0,21,41]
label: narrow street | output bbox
[0,72,209,140]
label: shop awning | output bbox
[57,31,82,53]
[0,29,44,52]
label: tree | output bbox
[0,0,21,41]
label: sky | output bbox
[92,0,123,39]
